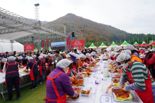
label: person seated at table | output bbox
[45,59,79,103]
[5,56,20,100]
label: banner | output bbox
[41,40,45,48]
[70,40,85,50]
[24,43,35,52]
[66,34,71,49]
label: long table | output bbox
[0,69,30,100]
[67,60,143,103]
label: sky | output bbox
[0,0,155,34]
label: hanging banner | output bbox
[70,40,85,50]
[24,43,35,52]
[66,34,71,50]
[41,40,45,48]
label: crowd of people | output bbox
[0,45,155,103]
[105,45,155,103]
[0,48,98,101]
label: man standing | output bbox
[26,57,39,89]
[116,53,154,103]
[5,56,20,100]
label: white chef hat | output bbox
[121,50,131,55]
[2,58,7,62]
[109,51,116,57]
[123,45,136,50]
[86,53,91,58]
[39,56,43,59]
[69,52,80,59]
[79,53,86,59]
[18,56,23,60]
[27,56,33,61]
[114,46,122,52]
[32,55,36,58]
[116,53,131,63]
[56,59,73,69]
[7,56,16,62]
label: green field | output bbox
[0,83,46,103]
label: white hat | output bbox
[43,54,48,57]
[109,51,117,57]
[66,54,71,58]
[114,46,122,52]
[56,59,73,69]
[39,56,43,59]
[18,56,23,60]
[32,55,36,58]
[2,58,7,62]
[79,53,86,59]
[123,45,136,50]
[27,56,33,60]
[116,53,131,63]
[91,51,96,56]
[86,53,91,57]
[48,53,51,56]
[69,52,80,59]
[7,56,16,62]
[121,50,131,55]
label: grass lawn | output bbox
[0,83,46,103]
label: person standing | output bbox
[45,59,79,103]
[116,53,154,103]
[131,50,142,63]
[5,56,20,100]
[26,57,39,89]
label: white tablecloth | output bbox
[0,69,29,84]
[67,60,143,103]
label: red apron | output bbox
[45,71,66,103]
[29,64,35,81]
[39,65,43,76]
[126,69,154,103]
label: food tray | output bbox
[112,91,132,102]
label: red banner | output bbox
[66,34,71,49]
[41,40,45,48]
[70,40,85,50]
[24,43,35,52]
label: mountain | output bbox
[43,13,130,42]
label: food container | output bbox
[112,88,132,102]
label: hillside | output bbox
[43,13,129,41]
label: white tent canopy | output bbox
[0,39,24,53]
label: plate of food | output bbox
[70,76,84,86]
[112,88,132,101]
[73,87,81,94]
